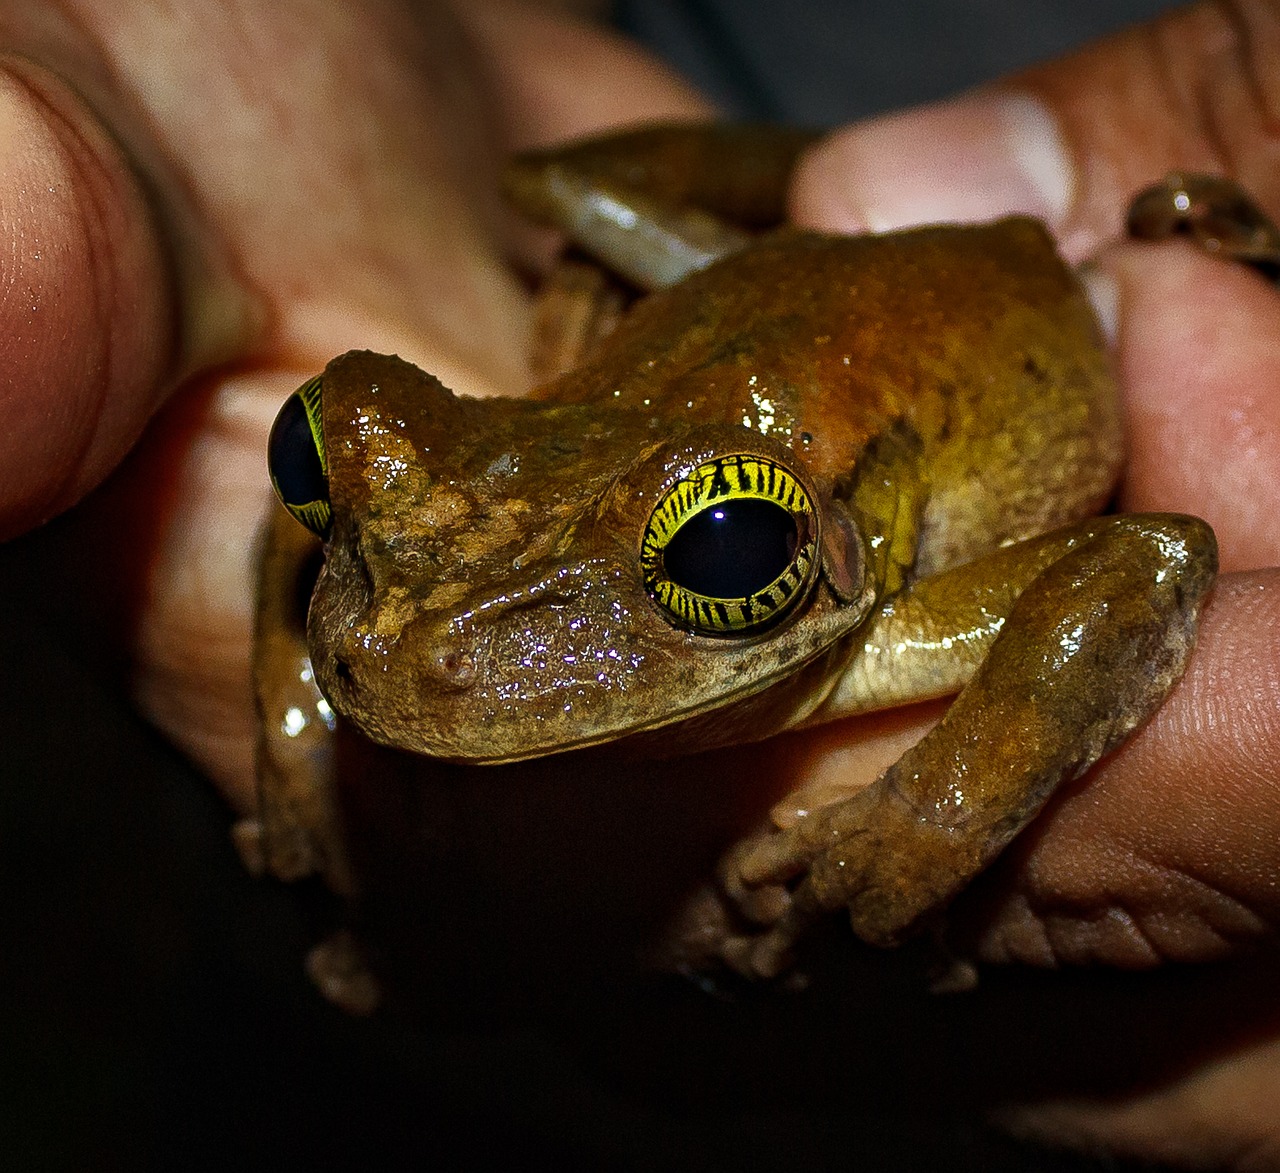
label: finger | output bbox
[1102,239,1280,572]
[790,1,1280,264]
[459,0,713,150]
[122,372,296,810]
[958,569,1280,969]
[69,0,609,804]
[457,0,714,274]
[0,58,174,539]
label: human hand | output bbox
[0,0,709,802]
[12,0,1278,1160]
[781,2,1280,1164]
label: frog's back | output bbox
[542,217,1120,574]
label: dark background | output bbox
[2,2,1208,1170]
[617,0,1175,122]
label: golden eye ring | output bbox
[640,453,818,635]
[267,374,331,536]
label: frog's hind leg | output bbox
[517,124,819,376]
[723,512,1218,979]
[505,124,818,290]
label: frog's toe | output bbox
[654,882,746,972]
[710,830,828,980]
[734,822,817,888]
[719,916,811,982]
[305,930,381,1016]
[654,877,798,983]
[231,817,266,876]
[720,932,780,979]
[717,838,793,922]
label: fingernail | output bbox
[1077,261,1119,347]
[798,91,1076,234]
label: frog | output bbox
[246,125,1257,1009]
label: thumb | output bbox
[790,1,1277,265]
[0,58,174,538]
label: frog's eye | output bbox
[268,375,331,536]
[640,454,818,635]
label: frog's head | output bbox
[268,351,877,763]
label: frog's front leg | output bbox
[240,508,382,1014]
[724,513,1217,979]
[239,508,352,897]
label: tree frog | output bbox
[249,126,1230,1005]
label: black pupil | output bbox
[268,392,325,507]
[663,497,798,599]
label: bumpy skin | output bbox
[253,124,1218,991]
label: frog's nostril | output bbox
[431,647,476,689]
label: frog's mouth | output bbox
[338,627,851,767]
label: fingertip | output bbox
[0,59,174,538]
[790,91,1076,237]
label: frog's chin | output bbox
[372,720,717,767]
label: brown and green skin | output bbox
[252,123,1218,989]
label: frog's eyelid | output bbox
[295,373,328,474]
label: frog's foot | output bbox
[679,768,885,980]
[305,929,381,1016]
[1128,172,1280,281]
[715,782,895,979]
[650,832,797,981]
[727,836,813,963]
[231,816,268,876]
[657,877,815,991]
